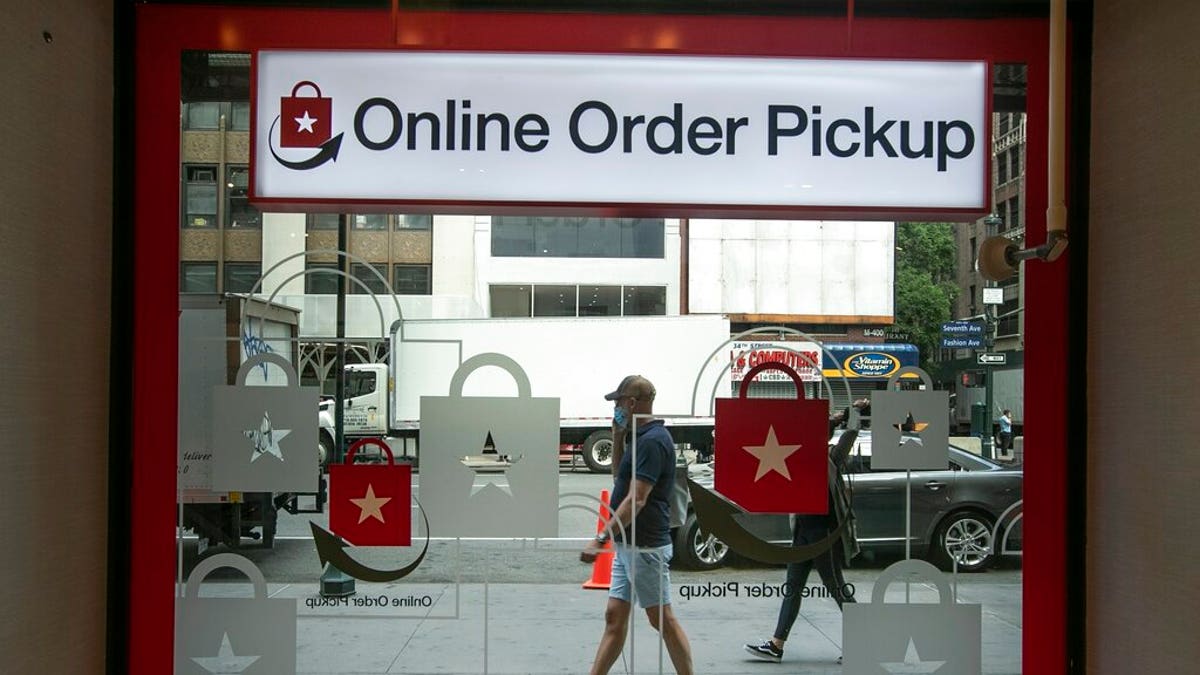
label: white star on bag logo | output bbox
[461,431,523,497]
[243,411,290,462]
[191,632,260,674]
[878,637,947,674]
[742,425,801,481]
[294,110,318,133]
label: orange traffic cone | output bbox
[583,489,614,590]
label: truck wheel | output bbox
[318,432,334,469]
[582,430,615,473]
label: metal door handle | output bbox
[925,480,947,491]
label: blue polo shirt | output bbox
[608,419,676,548]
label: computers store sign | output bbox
[253,51,987,212]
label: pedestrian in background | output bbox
[997,409,1013,455]
[582,375,693,675]
[743,430,860,664]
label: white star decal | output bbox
[243,411,290,462]
[742,425,801,481]
[294,110,318,133]
[191,632,260,674]
[349,483,392,524]
[461,432,522,496]
[893,413,930,449]
[878,637,946,674]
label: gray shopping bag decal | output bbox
[419,353,559,538]
[843,559,981,674]
[210,354,318,492]
[176,553,297,674]
[870,367,949,470]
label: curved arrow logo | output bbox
[310,503,430,583]
[687,477,846,565]
[268,116,344,171]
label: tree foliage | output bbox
[894,222,958,373]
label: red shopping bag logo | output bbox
[279,81,332,148]
[715,362,829,514]
[329,439,412,546]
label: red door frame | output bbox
[132,6,1067,673]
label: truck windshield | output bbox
[344,370,377,398]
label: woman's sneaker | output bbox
[744,640,783,662]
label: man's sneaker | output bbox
[744,640,783,662]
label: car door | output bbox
[846,439,956,547]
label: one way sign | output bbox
[977,353,1007,365]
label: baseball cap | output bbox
[604,375,639,401]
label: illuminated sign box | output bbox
[253,51,987,216]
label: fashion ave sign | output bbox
[253,51,987,213]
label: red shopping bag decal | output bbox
[279,81,331,148]
[715,362,829,514]
[329,439,412,546]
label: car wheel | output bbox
[932,511,996,572]
[582,430,614,473]
[673,512,731,570]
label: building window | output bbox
[306,213,340,230]
[996,152,1008,184]
[225,166,260,228]
[969,237,977,266]
[230,102,251,131]
[353,214,388,230]
[183,102,220,130]
[183,165,217,228]
[305,262,340,294]
[1007,195,1021,231]
[223,263,261,293]
[623,286,667,315]
[1009,146,1021,179]
[579,285,622,316]
[998,113,1011,136]
[393,264,431,295]
[350,263,389,295]
[181,262,217,293]
[396,214,432,230]
[490,285,532,317]
[534,285,577,317]
[997,295,1020,337]
[491,217,664,258]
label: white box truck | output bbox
[319,314,733,472]
[180,295,324,550]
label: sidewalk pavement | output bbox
[196,574,1021,674]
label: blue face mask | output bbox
[613,405,629,429]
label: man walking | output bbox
[582,375,693,675]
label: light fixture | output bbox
[978,0,1069,282]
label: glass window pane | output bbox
[180,262,217,293]
[225,166,260,228]
[397,214,432,230]
[489,285,531,317]
[492,216,535,256]
[185,102,219,130]
[533,217,578,257]
[533,284,577,317]
[353,214,388,230]
[623,218,665,258]
[578,218,622,257]
[305,263,340,294]
[183,165,217,228]
[229,102,250,131]
[623,285,666,315]
[578,285,621,316]
[223,263,261,293]
[306,213,340,230]
[393,264,431,295]
[350,263,389,295]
